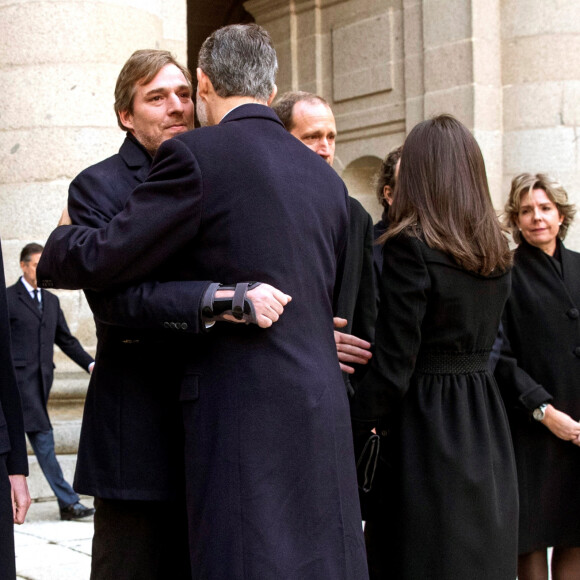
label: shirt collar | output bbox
[20,276,39,298]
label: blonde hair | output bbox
[504,173,576,244]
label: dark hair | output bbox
[383,114,512,275]
[504,173,576,243]
[197,24,277,101]
[375,145,403,209]
[272,91,330,130]
[114,50,192,131]
[20,243,44,263]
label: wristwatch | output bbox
[533,403,548,421]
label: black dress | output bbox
[495,239,580,554]
[352,233,518,580]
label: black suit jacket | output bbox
[63,134,210,501]
[37,105,368,578]
[336,197,377,395]
[7,280,94,432]
[0,241,28,474]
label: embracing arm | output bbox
[53,147,290,333]
[38,137,204,291]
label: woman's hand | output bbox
[542,404,580,446]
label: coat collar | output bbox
[516,238,580,301]
[119,133,152,169]
[219,103,285,128]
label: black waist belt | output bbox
[415,351,490,374]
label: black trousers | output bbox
[0,454,16,580]
[91,497,191,580]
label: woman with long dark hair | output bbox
[352,115,518,579]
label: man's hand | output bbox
[215,283,292,329]
[58,207,72,226]
[542,404,580,446]
[247,283,291,328]
[333,317,372,374]
[9,474,31,524]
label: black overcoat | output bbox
[0,243,27,470]
[351,233,518,580]
[6,280,93,432]
[495,239,580,553]
[38,105,368,579]
[0,239,28,578]
[64,134,210,501]
[336,197,377,394]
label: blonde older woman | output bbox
[495,173,580,580]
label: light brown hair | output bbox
[383,114,512,275]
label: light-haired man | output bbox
[55,49,289,579]
[38,25,368,579]
[273,91,376,391]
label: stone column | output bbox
[502,0,580,248]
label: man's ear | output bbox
[118,110,134,132]
[196,68,212,99]
[267,84,278,106]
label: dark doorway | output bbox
[187,0,254,72]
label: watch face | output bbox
[533,407,545,421]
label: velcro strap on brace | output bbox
[201,282,261,325]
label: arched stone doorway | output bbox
[341,156,383,222]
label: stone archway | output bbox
[341,156,383,222]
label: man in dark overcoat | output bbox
[37,24,368,579]
[48,49,289,579]
[0,237,31,578]
[272,91,376,388]
[6,243,94,521]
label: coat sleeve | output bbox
[350,234,430,421]
[84,283,208,334]
[0,240,28,475]
[67,159,210,334]
[52,297,94,372]
[37,137,203,291]
[494,309,553,412]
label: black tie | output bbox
[33,289,42,313]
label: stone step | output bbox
[48,370,91,402]
[26,453,80,503]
